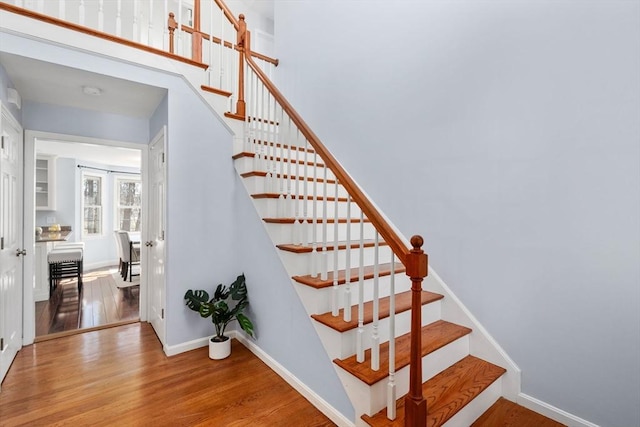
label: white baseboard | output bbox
[231,332,355,427]
[164,336,209,357]
[517,393,599,427]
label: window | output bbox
[116,177,141,232]
[82,174,103,236]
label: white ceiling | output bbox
[0,52,166,118]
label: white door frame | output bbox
[23,130,145,344]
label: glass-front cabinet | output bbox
[36,155,57,210]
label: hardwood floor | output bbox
[0,323,336,426]
[35,267,139,339]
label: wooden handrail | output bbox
[212,0,239,30]
[243,34,410,265]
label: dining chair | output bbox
[118,231,140,281]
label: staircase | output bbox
[0,1,569,425]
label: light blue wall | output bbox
[149,93,168,139]
[274,1,640,426]
[23,101,149,144]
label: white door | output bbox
[147,129,166,345]
[0,104,24,385]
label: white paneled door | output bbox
[0,104,24,386]
[147,128,166,346]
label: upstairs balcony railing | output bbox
[0,1,430,424]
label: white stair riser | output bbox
[313,301,442,360]
[234,156,337,181]
[338,335,470,420]
[277,244,396,276]
[239,175,349,199]
[293,273,413,315]
[264,221,377,245]
[251,197,362,219]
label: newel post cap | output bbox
[406,235,428,279]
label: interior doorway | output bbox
[24,131,146,341]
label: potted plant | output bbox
[184,274,254,359]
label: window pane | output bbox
[84,176,102,206]
[119,181,141,206]
[84,206,102,234]
[119,207,141,232]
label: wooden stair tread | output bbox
[240,171,337,184]
[224,112,245,121]
[263,217,371,224]
[200,84,232,97]
[311,290,443,332]
[277,240,388,253]
[294,262,404,289]
[232,151,325,167]
[362,356,506,427]
[471,397,566,427]
[252,193,348,202]
[334,320,472,385]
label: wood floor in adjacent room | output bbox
[35,266,139,339]
[0,322,336,427]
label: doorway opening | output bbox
[30,135,144,340]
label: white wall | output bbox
[273,1,640,426]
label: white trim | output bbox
[163,334,209,357]
[232,332,356,427]
[517,393,599,427]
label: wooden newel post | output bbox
[404,235,428,426]
[167,12,177,54]
[235,13,247,118]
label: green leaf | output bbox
[236,313,254,337]
[229,274,247,301]
[184,289,209,314]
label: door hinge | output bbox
[1,237,4,250]
[161,152,165,163]
[0,338,4,351]
[1,136,5,150]
[161,309,164,320]
[160,230,165,240]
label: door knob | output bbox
[16,248,26,257]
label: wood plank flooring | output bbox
[472,397,566,426]
[35,267,139,339]
[0,323,335,427]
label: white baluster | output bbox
[58,0,65,20]
[343,195,352,323]
[162,0,167,49]
[146,0,153,46]
[177,0,183,55]
[78,0,85,25]
[286,135,293,218]
[266,92,273,194]
[293,128,302,245]
[387,251,397,420]
[116,0,122,37]
[331,179,340,316]
[98,0,104,32]
[219,9,224,88]
[356,210,365,363]
[301,137,309,245]
[208,0,213,83]
[311,151,319,277]
[371,231,380,371]
[133,0,139,42]
[276,113,286,217]
[320,165,328,280]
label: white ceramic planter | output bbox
[209,336,231,359]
